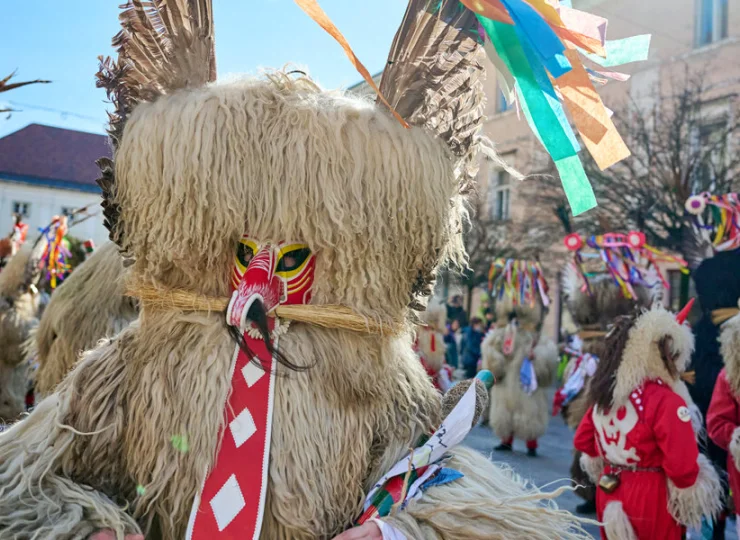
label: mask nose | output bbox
[227,245,285,330]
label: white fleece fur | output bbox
[613,306,694,406]
[579,453,603,485]
[603,501,637,540]
[667,453,722,528]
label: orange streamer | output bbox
[293,0,409,128]
[555,49,630,170]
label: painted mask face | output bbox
[227,236,315,330]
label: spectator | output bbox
[446,295,468,328]
[460,317,485,379]
[443,320,460,368]
[483,308,495,331]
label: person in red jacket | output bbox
[574,304,721,539]
[706,307,740,537]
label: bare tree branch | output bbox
[530,64,739,256]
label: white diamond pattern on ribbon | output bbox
[210,474,246,531]
[230,407,257,448]
[242,361,265,388]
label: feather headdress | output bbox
[95,0,217,245]
[378,0,487,192]
[563,231,684,302]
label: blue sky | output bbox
[0,0,406,138]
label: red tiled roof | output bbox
[0,124,109,189]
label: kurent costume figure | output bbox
[0,245,41,423]
[574,305,721,539]
[30,242,138,398]
[414,304,452,392]
[482,259,557,456]
[0,2,591,539]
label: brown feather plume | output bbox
[378,0,486,192]
[95,0,216,244]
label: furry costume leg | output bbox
[603,502,637,540]
[382,447,591,539]
[0,339,141,539]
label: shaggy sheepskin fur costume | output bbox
[30,242,138,397]
[0,245,41,423]
[482,294,558,442]
[0,76,590,539]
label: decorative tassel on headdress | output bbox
[564,231,687,300]
[488,258,550,308]
[33,204,100,289]
[38,216,71,289]
[685,192,740,254]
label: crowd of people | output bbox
[443,294,495,379]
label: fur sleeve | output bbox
[0,337,140,537]
[481,330,508,381]
[381,446,592,540]
[532,337,558,388]
[579,452,603,484]
[667,453,723,528]
[730,427,740,472]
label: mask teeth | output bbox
[675,298,695,325]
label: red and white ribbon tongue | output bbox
[186,298,278,539]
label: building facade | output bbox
[0,124,110,246]
[349,0,738,336]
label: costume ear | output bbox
[658,335,679,377]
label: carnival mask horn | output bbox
[676,298,696,326]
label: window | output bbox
[489,169,511,221]
[696,0,728,47]
[12,201,30,218]
[692,119,728,191]
[495,88,513,114]
[667,270,697,312]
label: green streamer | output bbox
[478,15,597,215]
[555,156,597,215]
[583,35,652,68]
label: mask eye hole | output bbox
[276,246,312,277]
[236,240,256,269]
